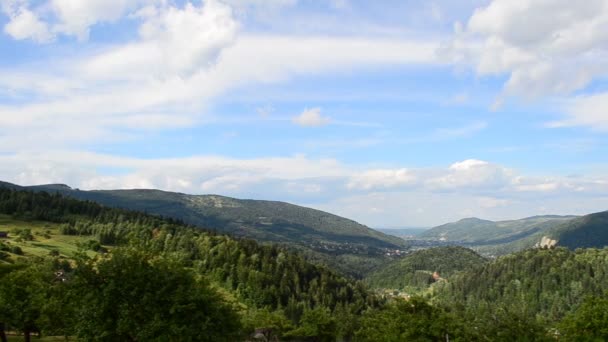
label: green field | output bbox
[0,214,99,263]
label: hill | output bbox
[364,246,487,290]
[418,211,608,256]
[420,215,577,244]
[0,181,404,277]
[416,215,588,256]
[545,210,608,249]
[0,186,377,341]
[2,186,608,340]
[437,247,608,323]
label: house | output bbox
[0,232,7,238]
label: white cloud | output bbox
[292,107,330,127]
[50,0,149,40]
[81,1,238,79]
[443,0,608,98]
[549,92,608,131]
[2,3,52,42]
[0,31,439,149]
[426,159,513,191]
[347,169,416,190]
[1,152,607,226]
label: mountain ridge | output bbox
[0,180,404,277]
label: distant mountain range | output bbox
[420,215,577,243]
[419,213,608,256]
[0,181,404,277]
[2,180,606,268]
[376,227,428,239]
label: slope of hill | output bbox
[0,187,377,341]
[545,210,608,249]
[364,246,487,290]
[437,247,608,323]
[420,215,577,244]
[0,181,404,277]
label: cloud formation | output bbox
[292,107,331,127]
[443,0,608,98]
[1,151,606,225]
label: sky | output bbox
[1,0,608,227]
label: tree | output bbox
[285,307,337,342]
[354,297,467,342]
[242,308,293,341]
[0,263,51,342]
[69,248,242,341]
[558,295,608,340]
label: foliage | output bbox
[67,248,242,341]
[365,246,486,290]
[437,247,608,325]
[558,295,608,340]
[284,307,337,342]
[0,187,377,340]
[354,297,467,342]
[1,181,405,277]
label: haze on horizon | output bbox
[1,0,608,227]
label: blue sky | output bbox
[1,0,608,226]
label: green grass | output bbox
[0,214,101,261]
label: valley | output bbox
[1,184,607,340]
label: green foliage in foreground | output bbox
[0,250,241,342]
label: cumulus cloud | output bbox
[2,2,52,42]
[442,0,608,99]
[426,159,513,191]
[292,107,331,127]
[50,0,153,40]
[81,1,238,79]
[1,0,156,42]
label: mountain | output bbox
[0,186,375,341]
[417,212,608,256]
[545,210,608,249]
[420,216,577,244]
[0,181,404,277]
[364,246,487,290]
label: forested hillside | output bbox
[420,216,576,244]
[0,181,404,277]
[364,246,487,290]
[437,247,608,324]
[545,210,608,249]
[0,187,377,341]
[1,188,608,341]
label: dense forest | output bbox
[0,187,607,341]
[0,181,405,278]
[364,246,487,290]
[437,247,608,322]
